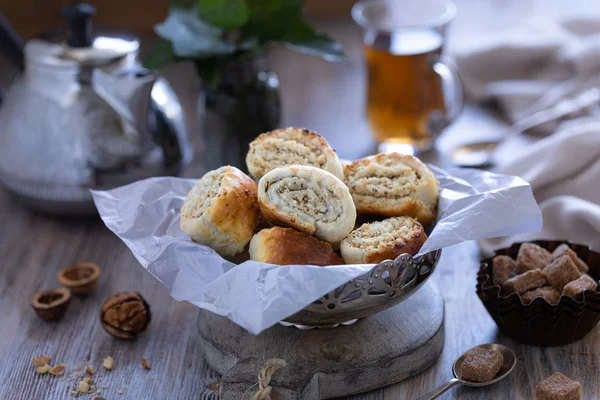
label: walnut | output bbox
[100,292,151,339]
[32,355,51,367]
[49,364,66,376]
[85,365,95,375]
[102,357,114,370]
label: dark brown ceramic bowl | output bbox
[477,240,600,347]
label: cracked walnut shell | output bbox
[100,292,151,339]
[31,287,71,320]
[58,262,101,295]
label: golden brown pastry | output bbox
[249,227,343,266]
[340,216,427,264]
[258,165,356,244]
[180,166,260,256]
[344,153,439,225]
[246,127,344,180]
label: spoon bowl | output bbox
[417,343,517,400]
[450,141,498,168]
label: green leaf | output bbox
[144,39,176,70]
[197,0,249,30]
[243,0,303,41]
[154,7,236,58]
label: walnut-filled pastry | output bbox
[258,165,356,244]
[344,153,439,225]
[180,166,260,256]
[249,227,343,266]
[340,216,427,264]
[246,127,344,180]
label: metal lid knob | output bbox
[61,3,96,48]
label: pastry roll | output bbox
[249,227,343,266]
[340,216,427,264]
[180,166,260,256]
[258,165,356,244]
[246,127,344,180]
[344,153,439,225]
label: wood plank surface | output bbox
[198,283,444,399]
[2,1,600,399]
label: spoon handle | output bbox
[415,378,462,400]
[500,88,600,145]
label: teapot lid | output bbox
[26,3,139,69]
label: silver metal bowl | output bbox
[282,249,442,328]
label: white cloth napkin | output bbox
[454,16,600,129]
[480,117,600,254]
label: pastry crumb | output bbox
[118,389,124,395]
[85,365,95,375]
[84,376,93,384]
[102,357,114,370]
[141,358,151,370]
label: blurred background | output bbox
[1,0,600,221]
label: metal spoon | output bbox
[416,343,517,400]
[450,88,600,168]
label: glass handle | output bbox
[432,56,464,124]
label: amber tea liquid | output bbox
[365,30,446,150]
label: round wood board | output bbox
[197,282,445,399]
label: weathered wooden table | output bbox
[2,2,600,399]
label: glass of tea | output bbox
[352,0,462,154]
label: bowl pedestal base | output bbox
[197,282,444,399]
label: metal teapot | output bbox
[0,4,192,215]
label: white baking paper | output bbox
[92,166,542,334]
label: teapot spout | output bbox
[92,67,157,136]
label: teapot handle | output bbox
[0,13,25,104]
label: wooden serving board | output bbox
[197,282,445,399]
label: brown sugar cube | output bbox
[460,347,504,382]
[503,269,547,294]
[552,244,589,273]
[562,275,598,297]
[521,286,561,305]
[543,255,581,290]
[536,372,582,400]
[492,255,516,285]
[516,243,552,273]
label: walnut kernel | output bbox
[79,380,90,393]
[49,364,66,376]
[35,364,51,374]
[102,357,114,370]
[32,355,51,367]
